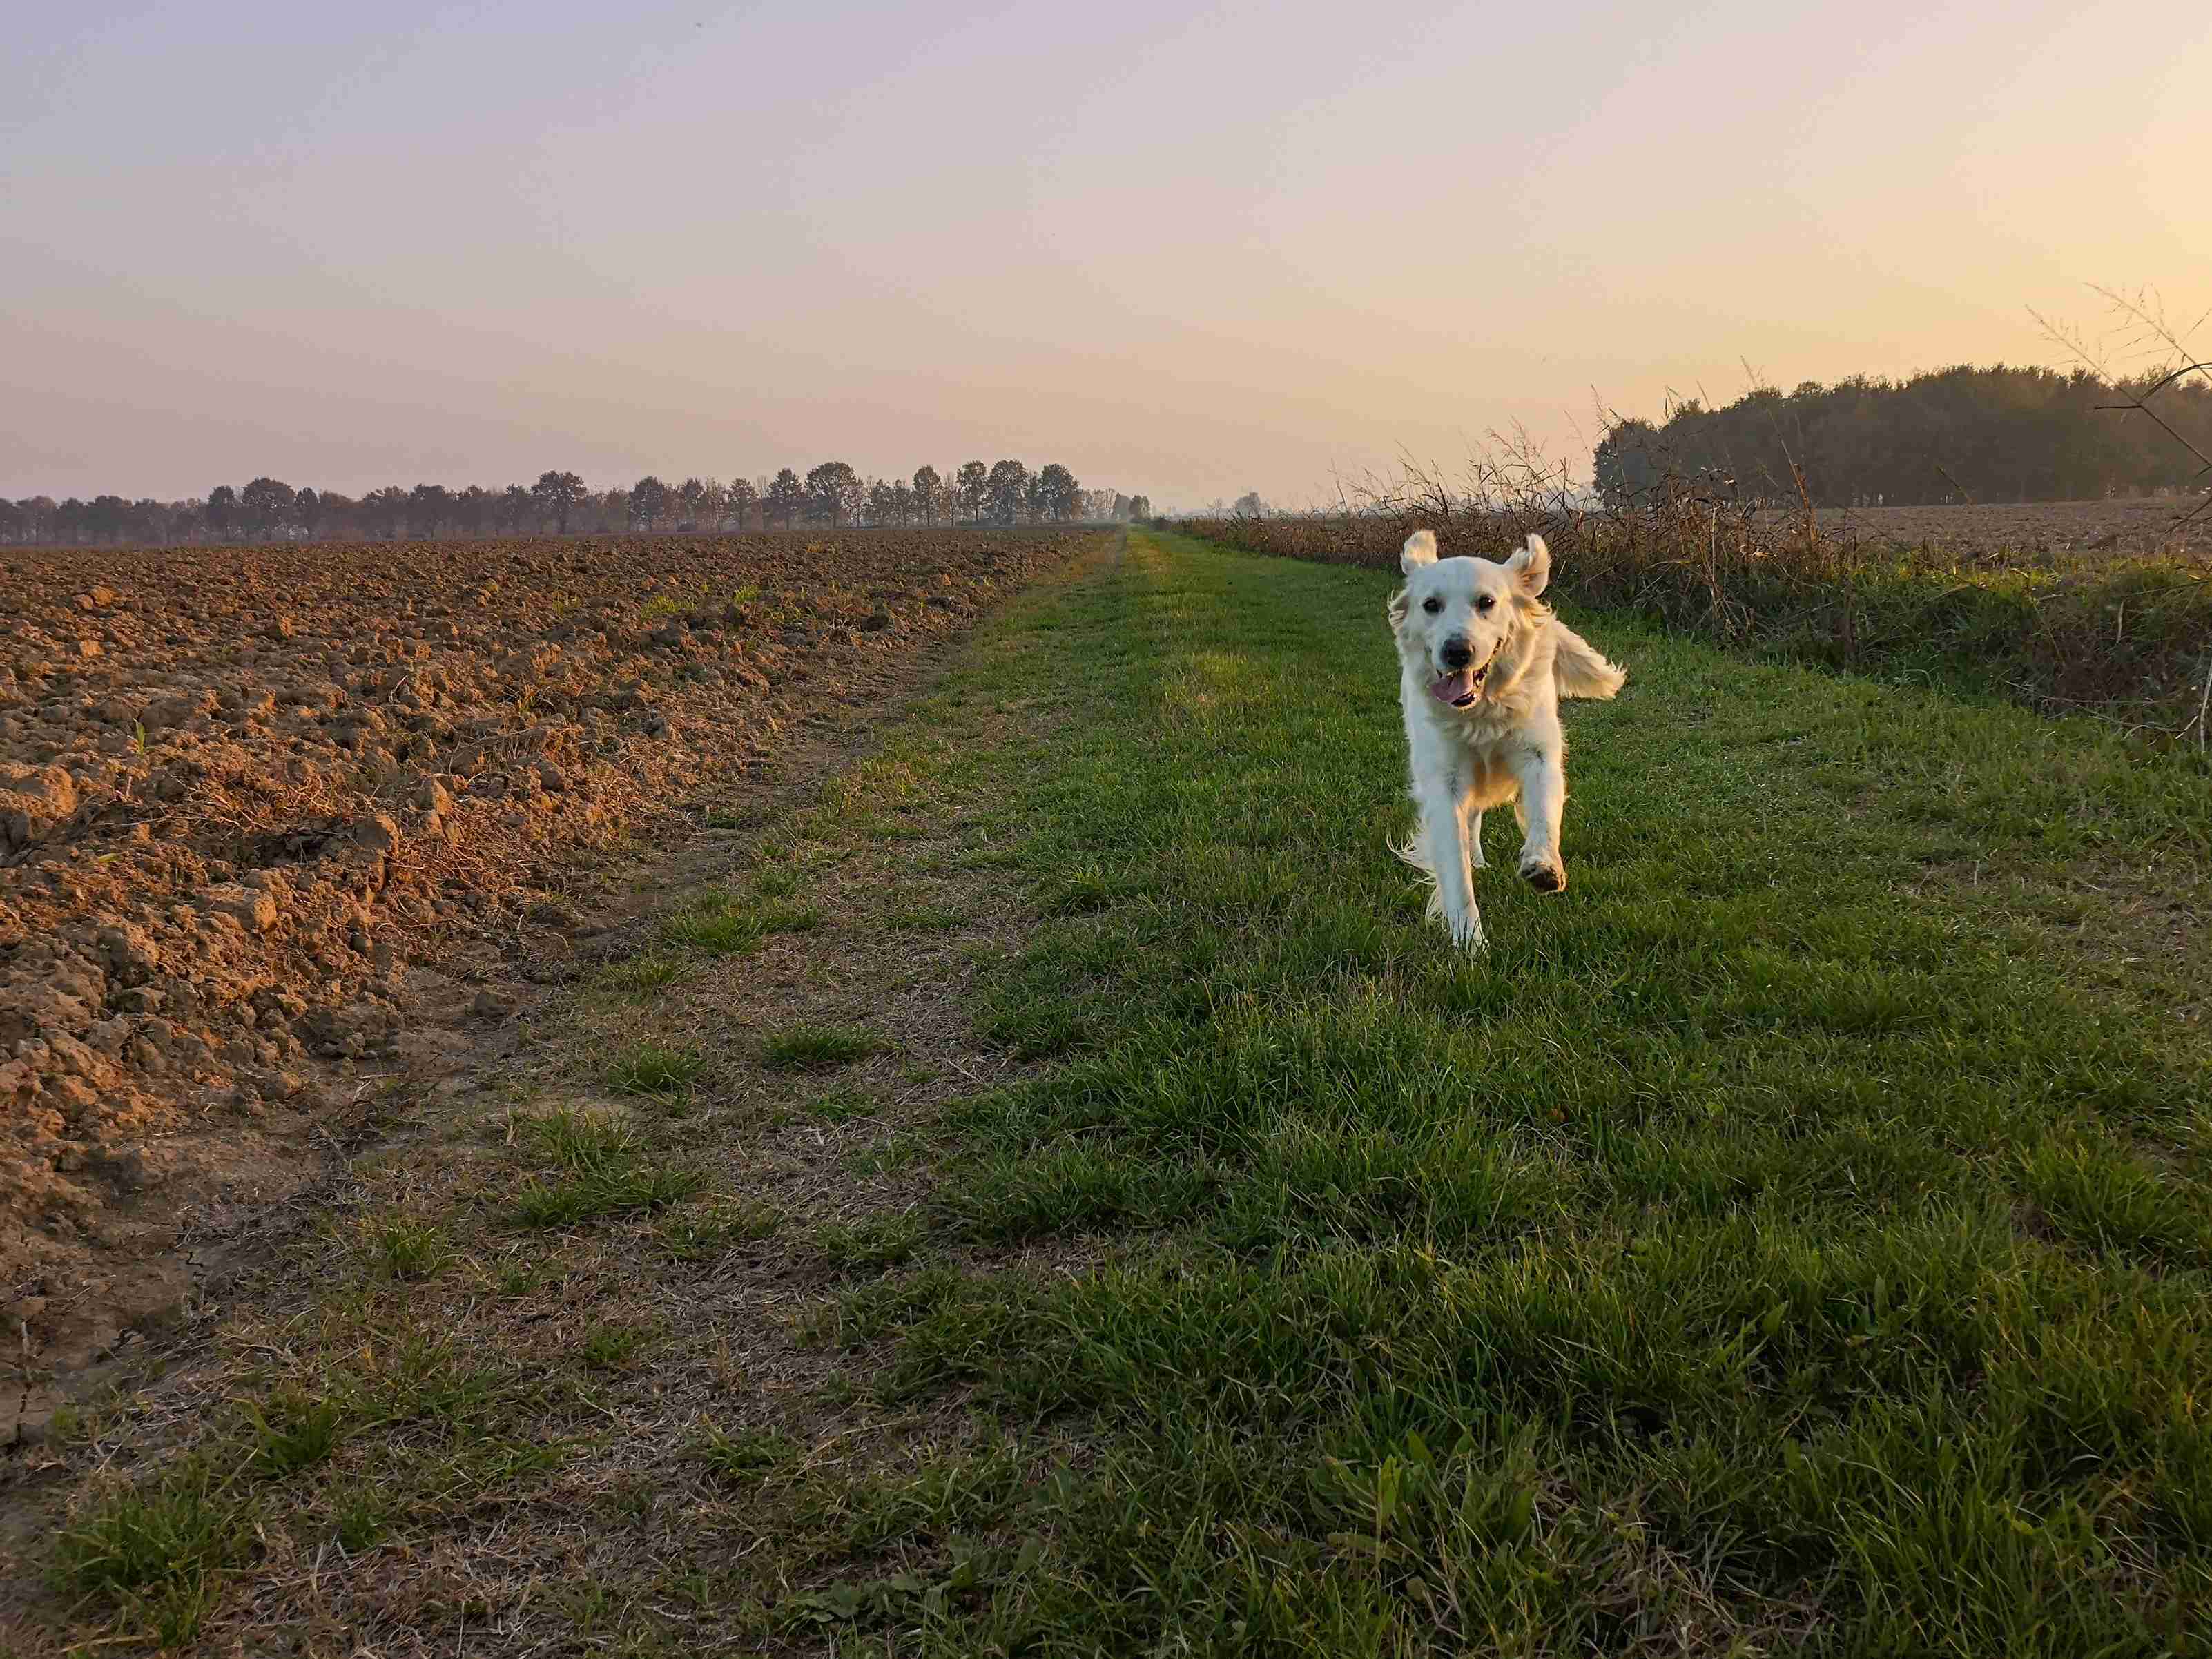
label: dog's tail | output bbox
[1390,831,1447,922]
[1551,624,1627,699]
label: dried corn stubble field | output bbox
[1769,497,2210,561]
[0,527,1095,1401]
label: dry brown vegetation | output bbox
[0,527,1091,1401]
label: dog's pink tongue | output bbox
[1429,670,1475,705]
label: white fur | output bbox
[1388,529,1626,949]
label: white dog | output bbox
[1388,528,1625,949]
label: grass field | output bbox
[21,528,2212,1655]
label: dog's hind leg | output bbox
[1465,806,1487,869]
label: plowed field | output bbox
[1,528,1092,1388]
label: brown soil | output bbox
[0,528,1091,1406]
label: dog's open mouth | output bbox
[1428,640,1502,708]
[1428,647,1500,708]
[1428,667,1483,707]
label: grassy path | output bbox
[19,528,2212,1656]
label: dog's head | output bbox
[1387,529,1551,707]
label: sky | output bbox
[4,0,2207,510]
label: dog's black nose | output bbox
[1440,639,1473,669]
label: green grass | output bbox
[352,1216,453,1282]
[579,1320,654,1372]
[239,1390,348,1477]
[35,527,2211,1654]
[660,887,824,955]
[804,1083,878,1123]
[506,1107,702,1228]
[605,1040,708,1097]
[51,1458,249,1646]
[589,951,693,1000]
[738,529,2211,1653]
[761,1022,880,1073]
[696,1426,799,1486]
[808,1214,923,1274]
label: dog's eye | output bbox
[1476,595,1496,612]
[1422,596,1443,614]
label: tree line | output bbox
[1594,363,2212,507]
[0,460,1155,547]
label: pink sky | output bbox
[6,0,2206,509]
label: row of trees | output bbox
[1,462,1156,547]
[1593,363,2212,507]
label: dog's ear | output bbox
[1504,533,1551,596]
[1401,529,1437,573]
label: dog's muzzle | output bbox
[1428,639,1497,708]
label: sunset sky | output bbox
[6,0,2206,509]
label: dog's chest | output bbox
[1433,701,1529,758]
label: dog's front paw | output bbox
[1520,855,1565,893]
[1446,915,1488,951]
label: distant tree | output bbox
[1232,490,1268,518]
[677,476,706,527]
[1598,362,2212,506]
[765,467,805,527]
[204,484,237,539]
[864,478,898,524]
[699,477,728,523]
[362,487,407,538]
[531,469,586,532]
[498,483,532,532]
[954,461,989,522]
[911,465,943,525]
[239,477,297,539]
[0,499,23,543]
[1589,418,1667,508]
[726,476,759,529]
[1129,494,1152,520]
[630,475,671,530]
[8,498,48,543]
[293,487,323,539]
[407,483,452,536]
[804,460,863,525]
[891,479,915,523]
[984,459,1029,525]
[1036,463,1081,521]
[453,484,492,536]
[90,496,133,543]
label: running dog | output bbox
[1388,528,1625,949]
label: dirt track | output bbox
[0,527,1093,1402]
